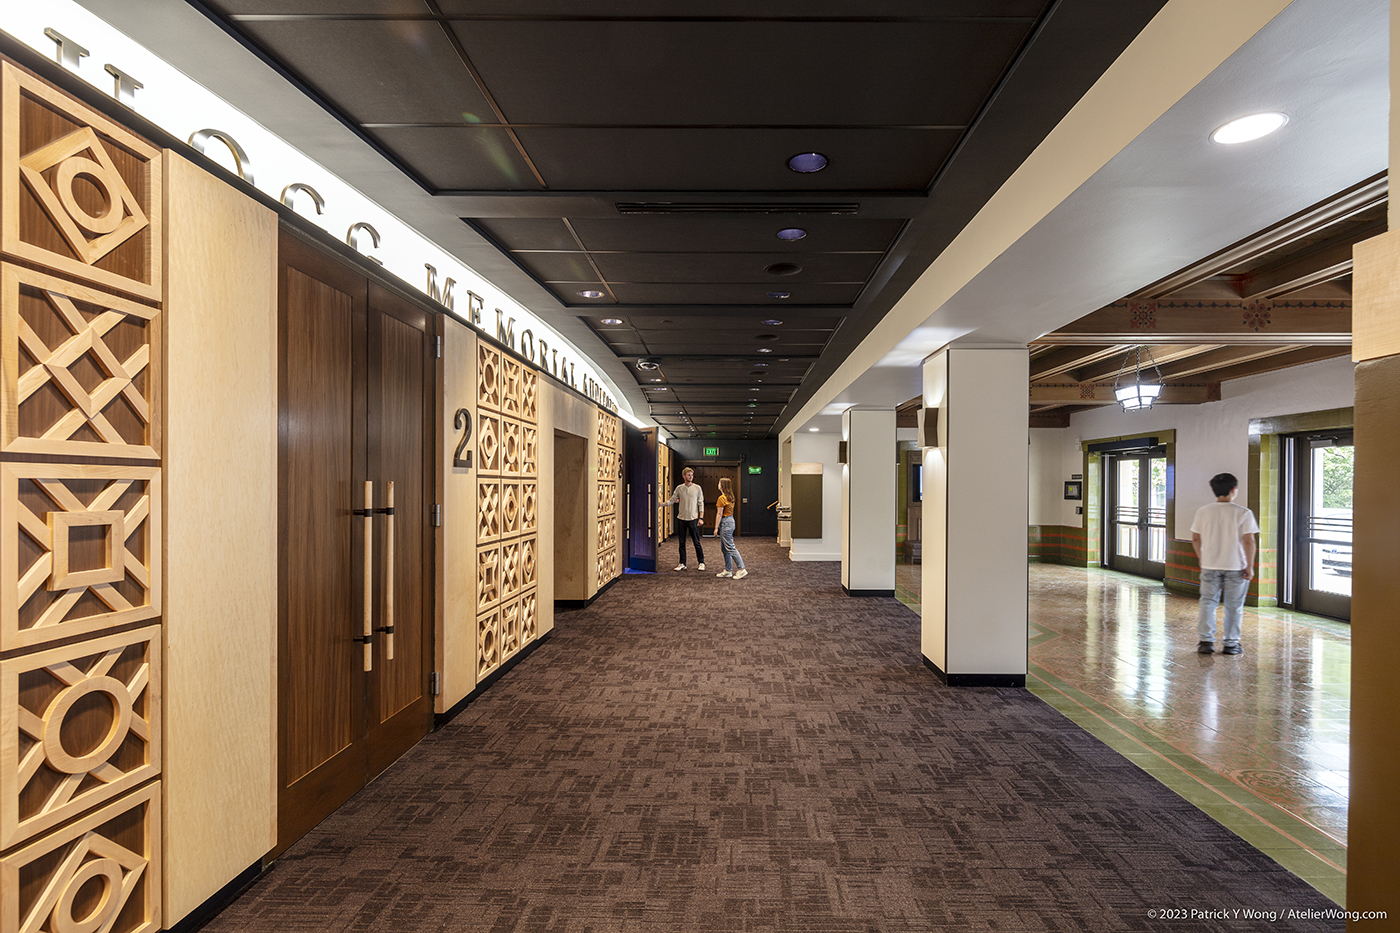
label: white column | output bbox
[841,409,896,595]
[921,348,1029,686]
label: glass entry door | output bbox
[1106,451,1167,579]
[1288,432,1353,620]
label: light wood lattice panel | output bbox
[1,63,163,303]
[1,626,159,848]
[0,780,161,933]
[595,410,621,588]
[1,464,160,651]
[475,342,537,680]
[2,266,159,460]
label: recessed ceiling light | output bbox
[788,152,828,173]
[1211,112,1288,145]
[601,317,623,325]
[756,348,773,354]
[767,291,790,300]
[776,227,807,241]
[766,263,801,276]
[754,362,769,367]
[636,358,660,371]
[808,427,819,432]
[761,319,783,326]
[578,289,605,298]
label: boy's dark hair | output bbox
[1209,473,1238,498]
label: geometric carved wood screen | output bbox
[475,343,538,681]
[0,59,164,933]
[596,410,621,588]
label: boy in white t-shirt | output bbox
[1189,472,1260,656]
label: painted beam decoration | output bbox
[1036,300,1351,345]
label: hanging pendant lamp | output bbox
[1112,346,1164,411]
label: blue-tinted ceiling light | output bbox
[756,348,774,354]
[776,227,807,241]
[762,319,783,326]
[578,289,604,298]
[600,317,622,325]
[788,152,828,173]
[767,291,790,300]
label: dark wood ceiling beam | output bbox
[1129,173,1386,299]
[1067,344,1222,384]
[1030,383,1219,405]
[1035,301,1351,345]
[1190,346,1351,383]
[1237,236,1368,299]
[1156,345,1301,379]
[1029,411,1071,428]
[1028,344,1128,380]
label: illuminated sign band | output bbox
[3,2,628,417]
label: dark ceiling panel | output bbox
[433,2,1047,17]
[365,127,538,190]
[472,218,580,251]
[213,1,430,11]
[450,21,1034,126]
[568,216,906,254]
[606,283,864,305]
[511,252,602,283]
[506,128,958,192]
[233,20,497,124]
[588,252,881,284]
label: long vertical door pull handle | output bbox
[378,481,396,661]
[358,480,374,672]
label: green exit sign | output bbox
[704,446,719,456]
[748,466,763,475]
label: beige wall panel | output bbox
[437,317,478,711]
[160,152,277,925]
[1353,230,1400,362]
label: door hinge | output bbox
[430,671,441,696]
[434,335,443,359]
[430,503,443,527]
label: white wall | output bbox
[1030,357,1355,530]
[791,433,843,561]
[841,410,896,592]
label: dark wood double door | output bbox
[276,231,434,852]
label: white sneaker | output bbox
[698,563,706,571]
[733,569,748,579]
[674,564,686,571]
[716,571,732,578]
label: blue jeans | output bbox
[718,517,744,571]
[1198,569,1248,646]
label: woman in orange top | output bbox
[712,476,748,579]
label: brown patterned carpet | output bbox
[205,539,1341,932]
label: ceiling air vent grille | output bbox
[614,202,860,215]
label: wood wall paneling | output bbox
[1,62,162,303]
[0,779,161,933]
[159,152,277,925]
[1,264,160,461]
[1,624,161,850]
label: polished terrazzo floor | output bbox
[895,560,1350,905]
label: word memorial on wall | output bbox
[0,60,163,933]
[474,341,540,680]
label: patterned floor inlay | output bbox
[206,543,1342,932]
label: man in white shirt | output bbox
[666,467,705,571]
[1190,472,1260,656]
